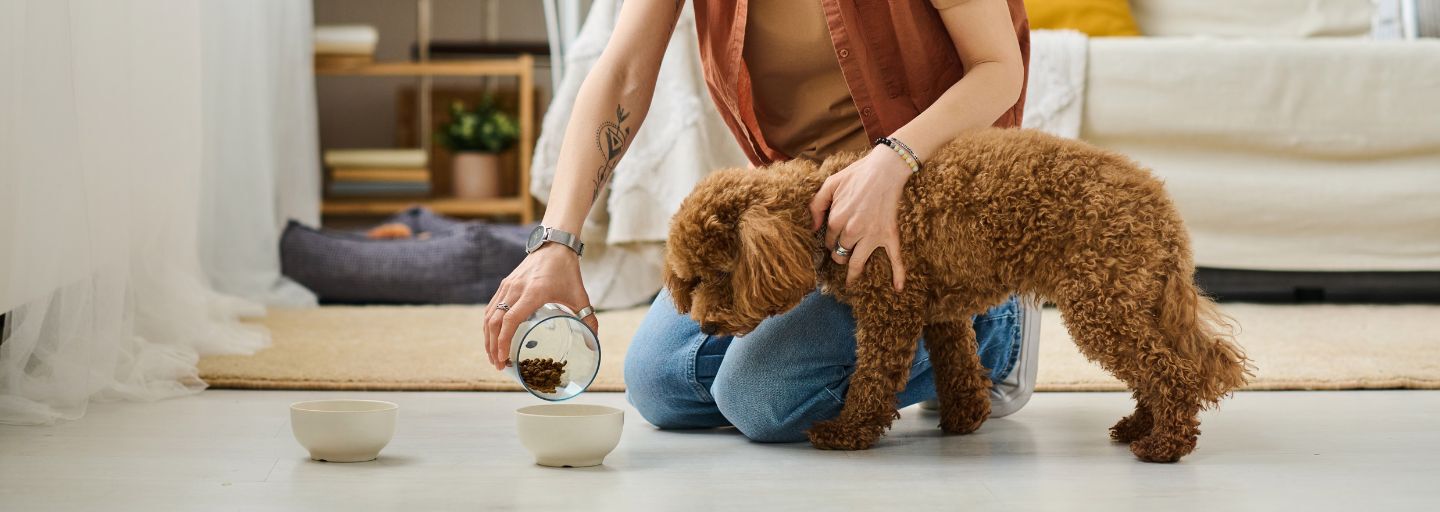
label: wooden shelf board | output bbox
[322,197,529,217]
[315,58,529,77]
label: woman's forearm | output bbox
[888,59,1024,162]
[891,0,1026,163]
[540,64,656,234]
[539,0,681,236]
[487,1,682,365]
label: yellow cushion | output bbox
[1023,0,1141,37]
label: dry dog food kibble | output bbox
[518,358,567,393]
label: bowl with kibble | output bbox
[504,303,601,401]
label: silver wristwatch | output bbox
[525,225,585,257]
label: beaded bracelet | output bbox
[875,136,922,174]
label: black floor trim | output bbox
[1196,268,1440,303]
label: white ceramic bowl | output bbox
[290,400,398,463]
[516,404,623,467]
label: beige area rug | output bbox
[200,304,1440,392]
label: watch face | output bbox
[526,226,546,252]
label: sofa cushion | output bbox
[1024,0,1140,36]
[1130,0,1374,38]
[1082,38,1440,272]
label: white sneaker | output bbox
[989,295,1041,418]
[921,295,1041,418]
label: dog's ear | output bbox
[732,205,816,317]
[664,262,695,314]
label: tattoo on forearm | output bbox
[592,105,631,201]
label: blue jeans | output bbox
[623,289,1024,442]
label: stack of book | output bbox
[324,149,431,197]
[314,25,378,69]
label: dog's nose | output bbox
[699,323,719,336]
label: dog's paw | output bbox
[939,403,989,435]
[1129,433,1197,463]
[1109,413,1153,444]
[806,419,883,451]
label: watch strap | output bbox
[538,226,585,257]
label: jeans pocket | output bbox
[686,335,729,402]
[821,363,853,405]
[975,313,1020,383]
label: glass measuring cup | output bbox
[502,303,601,401]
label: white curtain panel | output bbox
[0,0,308,425]
[199,0,319,306]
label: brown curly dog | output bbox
[664,128,1252,463]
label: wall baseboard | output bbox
[1197,268,1440,303]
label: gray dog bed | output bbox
[280,208,532,304]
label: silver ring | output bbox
[834,245,851,258]
[495,302,511,311]
[577,306,595,320]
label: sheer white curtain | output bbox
[198,0,319,306]
[0,0,316,425]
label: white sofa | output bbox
[1082,0,1440,275]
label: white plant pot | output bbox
[452,152,501,199]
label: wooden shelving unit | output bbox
[315,58,533,77]
[321,197,530,217]
[316,0,536,223]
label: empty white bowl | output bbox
[516,404,623,467]
[290,399,398,463]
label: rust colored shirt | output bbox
[694,0,1030,166]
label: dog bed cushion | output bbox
[279,219,528,304]
[382,206,471,235]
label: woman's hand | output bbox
[808,146,912,291]
[484,243,599,371]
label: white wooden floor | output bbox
[2,390,1437,511]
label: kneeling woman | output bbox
[484,0,1039,442]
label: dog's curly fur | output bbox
[665,128,1253,462]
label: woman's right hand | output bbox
[484,243,598,371]
[479,0,682,373]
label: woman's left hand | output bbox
[808,146,911,291]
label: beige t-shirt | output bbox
[743,0,870,162]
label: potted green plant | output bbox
[436,99,519,199]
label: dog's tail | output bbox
[1158,260,1253,405]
